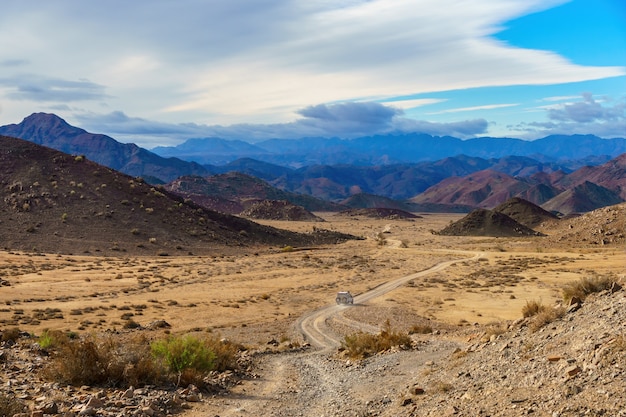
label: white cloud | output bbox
[428,103,519,114]
[0,0,624,144]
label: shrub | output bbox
[562,275,620,302]
[522,300,547,318]
[44,334,162,388]
[529,306,566,333]
[1,327,21,343]
[151,335,216,383]
[342,320,411,359]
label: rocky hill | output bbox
[338,208,420,220]
[436,208,543,237]
[240,200,325,222]
[0,135,354,256]
[493,197,559,228]
[164,173,343,214]
[0,113,209,182]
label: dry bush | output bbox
[1,327,21,343]
[562,275,620,302]
[44,334,163,388]
[342,320,412,359]
[203,336,242,372]
[522,300,548,318]
[529,306,566,333]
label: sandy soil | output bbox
[0,212,622,344]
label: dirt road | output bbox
[188,252,478,416]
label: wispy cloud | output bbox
[428,103,519,114]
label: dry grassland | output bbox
[0,212,623,346]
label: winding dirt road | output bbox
[188,251,480,416]
[296,252,482,351]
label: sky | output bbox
[0,0,624,148]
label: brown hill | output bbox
[493,197,559,228]
[542,181,624,215]
[437,208,543,237]
[554,153,626,199]
[410,170,530,208]
[240,200,324,222]
[0,135,355,256]
[0,113,208,182]
[337,208,420,220]
[165,173,343,214]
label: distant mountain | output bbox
[151,132,626,166]
[0,113,210,182]
[408,170,532,208]
[164,172,343,214]
[542,181,624,215]
[407,154,626,214]
[552,153,626,200]
[152,138,267,165]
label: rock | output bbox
[122,387,135,398]
[565,365,582,377]
[547,355,562,362]
[409,386,425,395]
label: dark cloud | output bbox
[297,102,402,124]
[0,75,106,102]
[74,102,492,148]
[513,94,626,139]
[548,93,625,123]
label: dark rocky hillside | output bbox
[338,208,420,220]
[164,173,344,214]
[493,197,559,228]
[240,200,324,222]
[0,136,355,256]
[436,208,543,237]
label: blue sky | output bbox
[0,0,624,147]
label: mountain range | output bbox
[1,113,625,215]
[151,132,626,166]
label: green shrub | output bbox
[151,335,216,376]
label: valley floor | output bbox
[0,212,623,416]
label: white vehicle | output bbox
[335,291,354,305]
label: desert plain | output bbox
[0,210,624,416]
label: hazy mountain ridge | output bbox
[152,131,626,166]
[2,113,624,215]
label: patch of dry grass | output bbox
[561,275,620,302]
[342,320,412,359]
